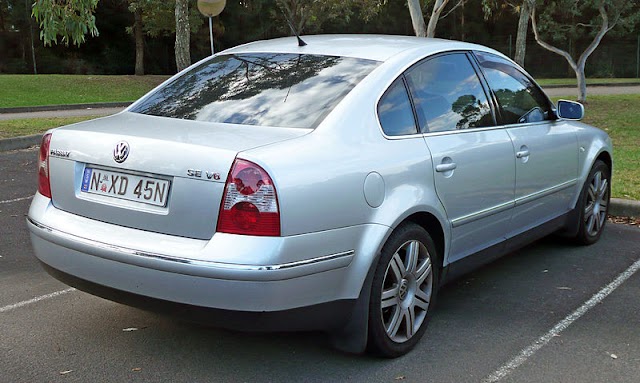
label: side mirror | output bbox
[556,100,584,120]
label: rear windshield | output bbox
[130,53,380,129]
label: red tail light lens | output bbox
[217,159,280,236]
[38,133,52,198]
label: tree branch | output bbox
[577,4,614,71]
[530,6,577,71]
[441,0,465,19]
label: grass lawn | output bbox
[0,116,96,139]
[538,78,640,86]
[580,95,640,201]
[0,75,169,108]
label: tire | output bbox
[367,223,439,358]
[572,160,611,245]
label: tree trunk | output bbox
[174,0,191,72]
[426,0,449,38]
[407,0,426,37]
[25,0,37,74]
[514,0,533,67]
[460,1,465,41]
[134,8,144,76]
[576,65,587,103]
[0,3,5,31]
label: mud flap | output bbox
[329,261,376,354]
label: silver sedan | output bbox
[28,35,612,357]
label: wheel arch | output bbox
[404,212,446,272]
[596,150,612,174]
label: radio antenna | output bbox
[280,8,307,47]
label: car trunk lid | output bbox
[47,112,308,239]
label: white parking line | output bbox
[0,288,76,313]
[483,257,640,382]
[0,196,33,205]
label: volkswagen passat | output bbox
[28,35,612,357]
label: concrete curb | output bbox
[0,102,132,114]
[0,134,42,152]
[609,198,640,218]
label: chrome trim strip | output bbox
[28,218,355,281]
[451,200,514,228]
[515,179,577,206]
[450,179,578,228]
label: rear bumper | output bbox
[27,193,389,327]
[40,261,355,331]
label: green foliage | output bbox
[534,0,640,44]
[32,0,100,46]
[126,0,203,38]
[275,0,385,34]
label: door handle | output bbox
[435,163,457,172]
[516,150,530,159]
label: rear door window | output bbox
[405,53,494,133]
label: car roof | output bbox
[221,34,504,62]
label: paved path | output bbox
[544,85,640,97]
[0,107,124,120]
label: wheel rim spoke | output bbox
[406,241,419,274]
[405,306,416,338]
[386,307,403,338]
[584,203,594,219]
[389,254,405,280]
[586,214,595,234]
[594,213,602,233]
[598,179,608,199]
[588,184,597,201]
[414,289,430,310]
[381,286,399,309]
[415,258,432,285]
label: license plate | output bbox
[81,167,171,207]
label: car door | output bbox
[405,52,516,263]
[474,52,579,235]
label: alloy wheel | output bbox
[584,170,609,237]
[380,240,433,343]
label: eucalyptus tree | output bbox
[530,0,640,102]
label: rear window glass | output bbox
[130,53,380,129]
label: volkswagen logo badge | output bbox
[113,141,130,163]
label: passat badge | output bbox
[113,141,130,163]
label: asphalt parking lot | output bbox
[1,147,639,383]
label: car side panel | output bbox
[506,120,579,236]
[424,129,515,264]
[572,122,614,206]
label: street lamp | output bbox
[197,0,226,56]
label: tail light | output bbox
[38,133,52,198]
[217,159,281,236]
